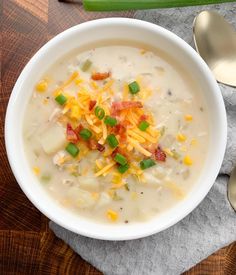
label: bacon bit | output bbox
[111,101,143,115]
[89,100,97,111]
[113,123,127,142]
[87,139,97,150]
[87,139,105,152]
[154,146,166,162]
[97,143,105,152]
[113,124,125,135]
[120,133,127,143]
[111,148,119,158]
[91,72,110,81]
[66,123,78,143]
[139,114,149,123]
[73,124,83,137]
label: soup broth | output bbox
[23,43,208,224]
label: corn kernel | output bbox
[131,192,138,200]
[106,209,118,221]
[177,133,187,142]
[190,138,197,146]
[185,114,193,121]
[91,192,99,200]
[140,49,146,55]
[183,155,193,166]
[70,105,80,119]
[33,166,40,176]
[180,146,187,152]
[112,173,123,185]
[36,80,48,92]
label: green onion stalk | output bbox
[82,0,235,11]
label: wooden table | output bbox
[0,1,235,274]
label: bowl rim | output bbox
[5,18,227,240]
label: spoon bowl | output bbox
[194,11,236,211]
[193,10,236,87]
[228,166,236,211]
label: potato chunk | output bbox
[68,187,96,208]
[40,125,66,154]
[97,192,112,208]
[79,176,99,191]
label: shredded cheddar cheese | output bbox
[95,159,103,170]
[133,128,157,143]
[53,71,78,96]
[128,138,152,157]
[101,121,108,140]
[127,130,146,143]
[95,162,116,177]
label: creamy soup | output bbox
[23,43,209,224]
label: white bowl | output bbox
[5,18,227,240]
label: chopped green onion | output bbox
[114,153,127,166]
[159,126,166,137]
[79,128,92,140]
[138,120,149,131]
[140,159,156,170]
[55,94,67,105]
[66,143,79,157]
[81,59,92,72]
[106,134,119,148]
[41,174,51,182]
[128,81,140,94]
[83,1,235,12]
[95,106,105,120]
[118,163,129,174]
[171,149,180,160]
[71,172,80,177]
[104,116,117,127]
[124,183,130,191]
[113,191,123,201]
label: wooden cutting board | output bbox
[0,0,235,274]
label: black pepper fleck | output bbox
[140,192,143,194]
[167,89,172,96]
[120,207,123,211]
[125,220,129,224]
[200,107,204,112]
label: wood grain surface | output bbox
[0,1,235,274]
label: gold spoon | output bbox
[193,11,236,211]
[193,10,236,87]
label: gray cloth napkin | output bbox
[50,3,236,274]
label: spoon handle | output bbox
[82,0,236,11]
